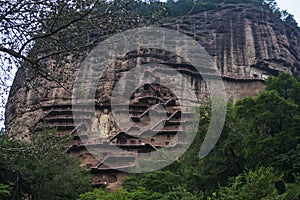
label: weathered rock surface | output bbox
[5,3,300,139]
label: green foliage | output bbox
[276,183,300,200]
[78,187,197,200]
[122,170,197,196]
[216,167,283,200]
[235,90,297,136]
[0,183,12,200]
[0,129,92,200]
[266,72,298,99]
[139,170,182,193]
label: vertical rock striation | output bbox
[5,3,300,141]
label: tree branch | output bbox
[18,0,100,55]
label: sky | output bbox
[276,0,300,24]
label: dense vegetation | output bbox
[0,130,92,200]
[77,72,300,200]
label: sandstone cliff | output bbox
[5,3,300,140]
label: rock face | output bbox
[4,3,300,187]
[170,4,300,75]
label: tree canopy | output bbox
[0,129,92,200]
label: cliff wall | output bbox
[5,3,300,139]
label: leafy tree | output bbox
[234,73,299,173]
[0,134,24,199]
[216,167,284,200]
[274,143,300,184]
[0,183,12,200]
[77,186,197,200]
[235,90,297,136]
[255,90,296,135]
[288,81,300,107]
[123,170,183,194]
[158,187,197,200]
[276,183,300,200]
[78,187,162,200]
[266,72,298,99]
[0,129,92,200]
[139,170,182,193]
